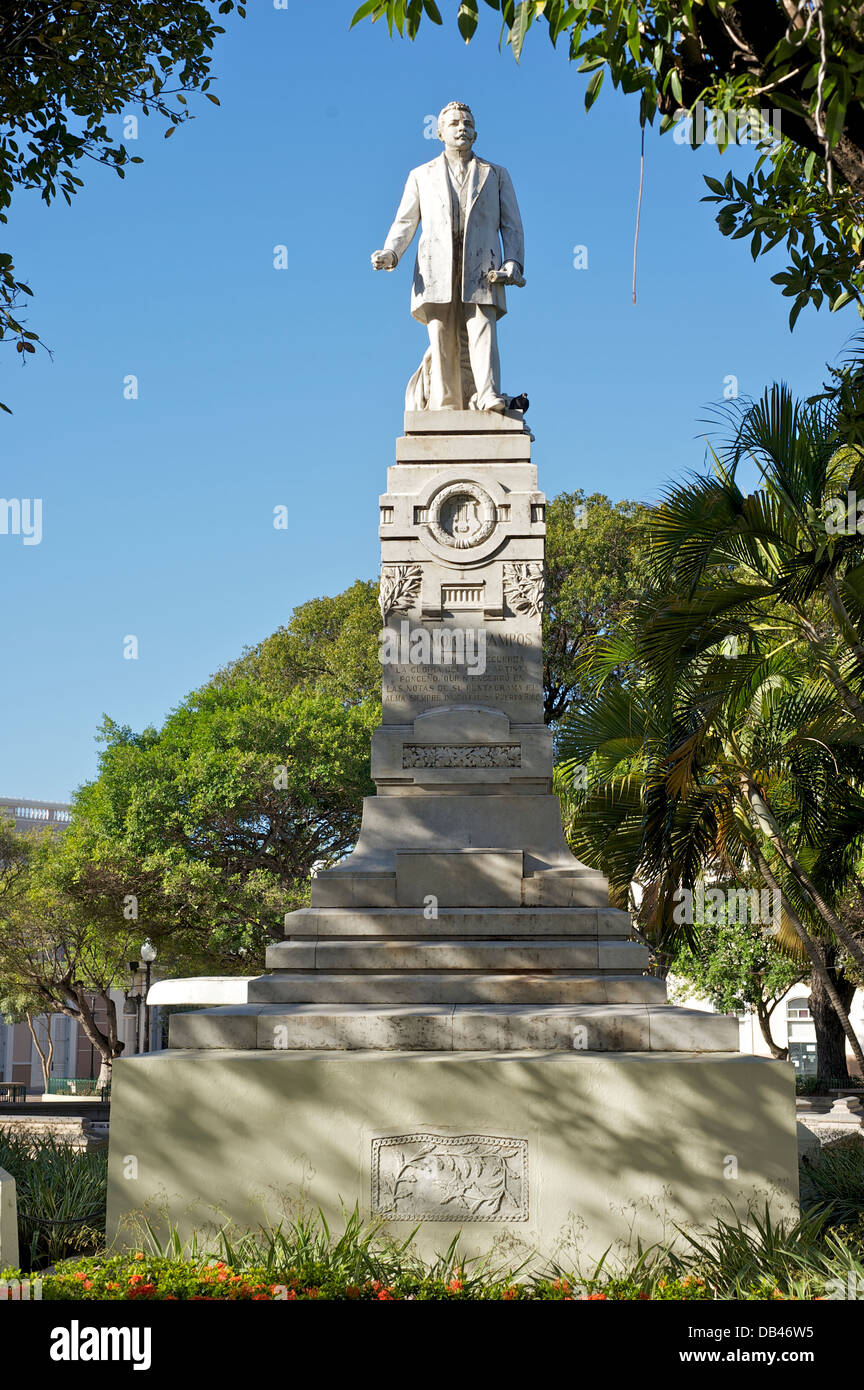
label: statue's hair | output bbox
[437,101,475,137]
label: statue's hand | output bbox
[371,249,397,271]
[489,261,525,287]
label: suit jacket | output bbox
[383,153,524,323]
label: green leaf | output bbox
[830,289,855,312]
[422,0,443,21]
[350,1,382,27]
[457,1,478,42]
[585,67,604,111]
[510,0,531,63]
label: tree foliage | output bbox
[543,490,653,724]
[669,909,805,1057]
[0,1,245,410]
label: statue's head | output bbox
[437,101,476,152]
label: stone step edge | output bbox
[282,908,635,938]
[168,1002,738,1053]
[244,972,667,1005]
[267,936,647,957]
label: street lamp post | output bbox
[140,938,157,1053]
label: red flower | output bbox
[128,1283,157,1299]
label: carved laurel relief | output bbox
[372,1134,529,1222]
[503,561,544,618]
[379,563,422,620]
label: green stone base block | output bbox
[106,1049,799,1267]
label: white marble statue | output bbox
[371,102,524,413]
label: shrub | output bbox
[800,1137,864,1231]
[0,1128,106,1269]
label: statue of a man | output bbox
[371,102,524,413]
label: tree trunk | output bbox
[60,985,119,1091]
[810,943,856,1089]
[751,845,864,1076]
[755,997,788,1060]
[25,1011,54,1091]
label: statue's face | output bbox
[439,107,476,154]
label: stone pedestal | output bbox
[106,410,800,1257]
[106,1050,798,1266]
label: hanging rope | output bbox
[632,120,645,305]
[787,0,833,192]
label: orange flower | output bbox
[134,1252,144,1261]
[587,1292,607,1300]
[503,1287,518,1300]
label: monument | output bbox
[107,105,799,1265]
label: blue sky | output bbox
[0,2,853,802]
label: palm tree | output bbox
[557,360,864,1073]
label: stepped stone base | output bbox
[114,412,801,1258]
[106,1049,799,1266]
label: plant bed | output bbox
[3,1201,863,1301]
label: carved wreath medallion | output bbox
[372,1134,529,1222]
[427,481,497,550]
